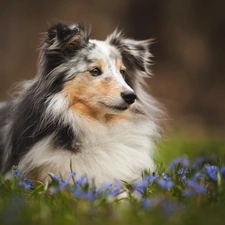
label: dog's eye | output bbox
[120,69,126,78]
[90,68,102,76]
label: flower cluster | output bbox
[98,180,124,197]
[10,155,225,216]
[177,168,189,183]
[18,178,34,190]
[132,174,158,195]
[13,168,34,190]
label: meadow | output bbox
[1,136,225,225]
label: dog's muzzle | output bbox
[120,91,137,105]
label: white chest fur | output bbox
[17,119,156,186]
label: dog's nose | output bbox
[120,90,137,105]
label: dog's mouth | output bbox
[107,105,128,111]
[98,102,128,111]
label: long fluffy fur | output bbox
[0,23,162,186]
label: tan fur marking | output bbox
[116,59,126,71]
[63,80,101,120]
[63,64,131,123]
[97,59,106,70]
[87,59,106,71]
[60,30,85,49]
[68,30,84,45]
[116,59,126,78]
[63,72,107,121]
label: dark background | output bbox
[0,0,225,137]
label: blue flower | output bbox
[51,172,78,191]
[108,187,122,197]
[221,167,225,179]
[75,175,88,187]
[183,179,207,197]
[98,180,123,197]
[161,200,180,216]
[169,157,189,171]
[133,178,149,194]
[193,172,206,181]
[145,174,159,182]
[178,168,189,175]
[13,169,21,179]
[107,180,123,197]
[72,188,96,201]
[132,175,158,195]
[18,178,34,190]
[82,191,96,201]
[67,172,76,180]
[162,173,170,181]
[204,165,218,181]
[156,173,174,190]
[192,156,213,170]
[142,198,184,216]
[179,175,187,184]
[142,198,156,210]
[50,173,96,200]
[51,175,69,190]
[157,178,174,190]
[177,168,189,184]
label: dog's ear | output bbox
[48,23,79,43]
[107,30,152,87]
[46,22,91,54]
[39,23,91,76]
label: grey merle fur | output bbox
[0,22,153,175]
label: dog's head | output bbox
[39,23,152,119]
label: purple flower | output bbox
[169,157,189,171]
[179,175,187,184]
[204,165,218,181]
[51,172,77,191]
[142,198,184,217]
[133,178,149,194]
[157,179,174,190]
[67,172,76,180]
[75,175,88,187]
[82,191,96,201]
[183,179,207,197]
[221,167,225,179]
[98,180,123,197]
[156,173,174,189]
[132,175,158,195]
[193,172,206,181]
[144,174,159,183]
[18,178,34,190]
[108,187,122,197]
[107,182,123,197]
[162,173,170,181]
[192,156,213,170]
[72,188,96,201]
[51,175,69,190]
[50,172,96,198]
[178,168,189,175]
[161,200,180,216]
[13,169,21,179]
[142,198,156,210]
[177,168,189,184]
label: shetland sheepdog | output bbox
[0,23,162,186]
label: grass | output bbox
[1,136,225,225]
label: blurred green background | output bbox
[0,0,225,137]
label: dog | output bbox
[0,22,162,186]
